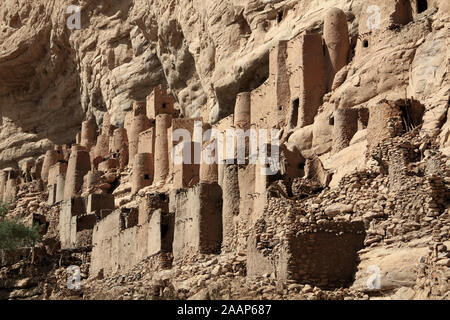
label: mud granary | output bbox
[0,1,449,300]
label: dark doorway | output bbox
[329,116,334,126]
[290,98,299,128]
[417,0,427,13]
[398,98,425,132]
[277,12,283,23]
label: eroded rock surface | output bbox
[0,0,449,300]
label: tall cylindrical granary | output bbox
[200,140,218,184]
[154,114,172,185]
[0,170,7,201]
[101,112,112,134]
[222,164,240,252]
[63,149,91,200]
[95,134,110,159]
[4,176,17,203]
[234,92,251,129]
[323,7,350,91]
[62,145,71,161]
[128,102,151,166]
[332,107,359,154]
[112,128,128,153]
[233,93,252,161]
[76,132,81,145]
[55,173,66,203]
[95,112,114,159]
[41,150,61,184]
[131,153,154,194]
[111,128,129,169]
[80,117,97,151]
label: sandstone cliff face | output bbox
[0,0,449,301]
[1,0,447,170]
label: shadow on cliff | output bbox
[0,21,84,169]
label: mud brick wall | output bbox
[91,210,122,277]
[87,194,115,214]
[91,203,173,277]
[173,183,222,260]
[148,209,174,255]
[139,193,169,225]
[59,197,86,249]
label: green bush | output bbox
[0,220,41,250]
[0,201,7,219]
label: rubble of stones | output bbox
[0,3,449,300]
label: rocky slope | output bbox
[0,0,449,300]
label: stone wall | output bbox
[247,197,365,288]
[0,1,448,300]
[173,183,222,260]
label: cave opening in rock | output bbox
[278,12,283,23]
[329,116,334,126]
[290,98,299,128]
[237,11,252,35]
[159,193,167,200]
[417,0,428,13]
[8,171,16,180]
[363,40,369,48]
[398,99,425,132]
[161,223,169,238]
[109,177,120,194]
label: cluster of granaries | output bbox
[0,2,426,210]
[0,5,374,208]
[0,84,224,206]
[0,4,432,283]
